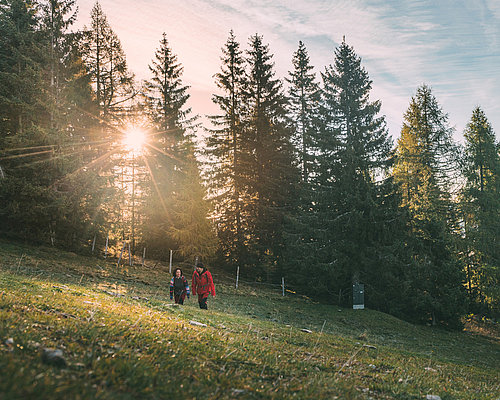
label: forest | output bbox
[1,0,498,328]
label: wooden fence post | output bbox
[104,234,109,258]
[128,242,132,266]
[169,250,173,274]
[117,242,126,267]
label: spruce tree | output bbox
[242,34,299,274]
[0,0,44,135]
[461,107,499,315]
[308,39,393,304]
[0,0,53,242]
[282,40,321,289]
[81,1,135,120]
[286,40,320,183]
[393,85,465,326]
[205,30,248,267]
[141,33,214,261]
[39,0,78,128]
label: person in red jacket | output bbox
[191,261,215,310]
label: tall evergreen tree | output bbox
[0,0,45,135]
[205,30,248,267]
[141,33,214,261]
[142,33,195,150]
[241,34,299,274]
[81,1,134,121]
[39,0,77,128]
[0,0,53,241]
[461,107,499,315]
[282,40,321,290]
[393,85,465,326]
[306,39,394,304]
[286,40,320,183]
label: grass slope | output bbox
[0,240,499,399]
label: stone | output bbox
[41,348,67,367]
[301,329,313,333]
[426,396,441,400]
[189,321,207,327]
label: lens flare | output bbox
[124,128,146,153]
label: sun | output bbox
[124,128,146,153]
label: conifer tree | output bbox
[205,30,248,267]
[286,40,320,183]
[308,39,393,303]
[241,34,299,273]
[461,107,499,315]
[39,0,77,128]
[0,0,52,240]
[0,0,45,135]
[81,1,135,120]
[282,40,321,289]
[141,33,214,261]
[393,85,465,326]
[142,33,196,150]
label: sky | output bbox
[72,0,500,143]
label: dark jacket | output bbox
[170,269,190,298]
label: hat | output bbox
[196,261,204,268]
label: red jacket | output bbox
[192,269,216,298]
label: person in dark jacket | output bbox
[170,268,190,305]
[191,262,215,310]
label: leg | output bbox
[198,295,208,309]
[174,294,180,304]
[178,292,186,305]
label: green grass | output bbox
[0,239,499,399]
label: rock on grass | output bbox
[41,348,67,367]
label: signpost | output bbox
[353,283,364,310]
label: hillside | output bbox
[1,240,499,399]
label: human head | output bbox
[173,268,182,278]
[196,261,204,274]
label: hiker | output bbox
[191,262,215,310]
[170,268,190,305]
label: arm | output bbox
[208,271,216,297]
[169,278,174,299]
[184,276,190,298]
[191,271,197,295]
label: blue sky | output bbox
[73,0,500,142]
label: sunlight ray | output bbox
[63,147,120,179]
[144,143,184,164]
[0,138,114,154]
[142,156,172,223]
[12,142,113,169]
[0,150,55,161]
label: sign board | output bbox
[353,283,364,310]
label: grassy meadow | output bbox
[0,240,498,399]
